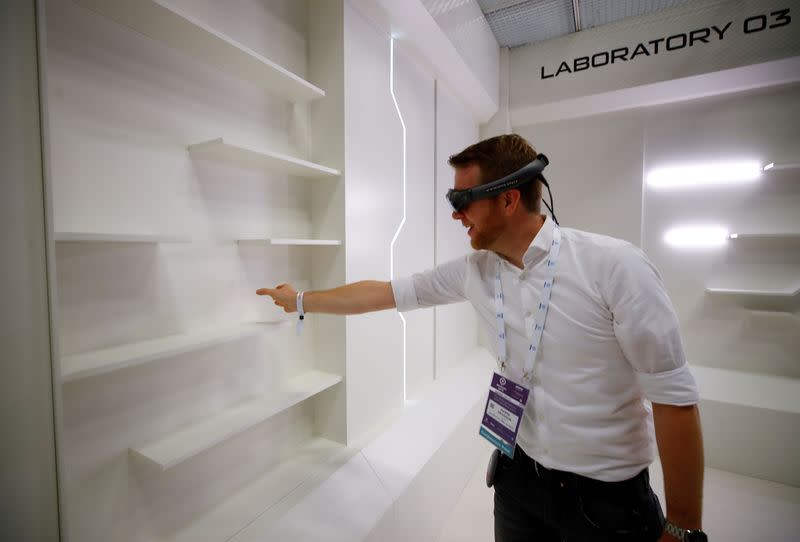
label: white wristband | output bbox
[296,291,305,336]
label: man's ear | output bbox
[502,189,521,215]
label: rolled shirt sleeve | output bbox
[604,243,700,406]
[391,256,469,313]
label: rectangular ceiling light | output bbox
[646,161,763,189]
[664,226,729,248]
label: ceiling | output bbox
[426,0,697,49]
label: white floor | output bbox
[437,451,800,542]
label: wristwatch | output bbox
[664,519,708,541]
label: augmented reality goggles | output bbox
[446,154,559,225]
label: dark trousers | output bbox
[493,446,665,542]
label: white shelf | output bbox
[705,286,800,298]
[61,323,273,382]
[188,138,339,179]
[131,370,343,470]
[55,232,192,243]
[237,237,342,246]
[270,238,341,246]
[692,365,800,415]
[168,437,351,542]
[763,162,800,172]
[74,0,325,102]
[729,233,800,241]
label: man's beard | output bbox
[469,222,503,251]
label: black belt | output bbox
[511,445,650,495]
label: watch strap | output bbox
[296,291,305,336]
[664,519,707,542]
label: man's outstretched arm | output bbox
[256,281,396,315]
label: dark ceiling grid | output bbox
[476,0,698,48]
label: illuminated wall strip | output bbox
[389,38,408,402]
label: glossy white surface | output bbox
[434,82,483,373]
[61,322,271,382]
[131,371,342,470]
[169,437,351,542]
[55,232,192,243]
[234,349,495,542]
[73,0,325,102]
[188,138,339,178]
[369,0,497,122]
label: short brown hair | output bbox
[448,134,541,212]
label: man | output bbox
[257,134,706,542]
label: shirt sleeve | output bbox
[391,256,469,313]
[603,243,700,406]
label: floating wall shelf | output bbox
[728,233,800,241]
[168,436,349,542]
[55,232,192,243]
[131,370,342,470]
[237,237,342,246]
[73,0,325,102]
[188,138,340,178]
[692,365,800,415]
[705,286,800,298]
[763,162,800,172]
[61,323,273,382]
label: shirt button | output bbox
[525,310,533,318]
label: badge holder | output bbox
[479,372,530,458]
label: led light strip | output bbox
[389,38,408,402]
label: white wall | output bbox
[641,85,800,485]
[516,110,644,244]
[342,1,407,442]
[392,43,437,400]
[421,0,500,111]
[0,1,62,540]
[434,82,482,372]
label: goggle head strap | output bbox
[447,154,550,213]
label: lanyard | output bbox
[494,225,561,381]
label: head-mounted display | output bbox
[446,154,558,224]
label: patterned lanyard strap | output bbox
[494,225,562,382]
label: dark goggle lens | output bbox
[446,189,468,212]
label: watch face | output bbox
[686,532,708,542]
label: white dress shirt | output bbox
[391,215,699,482]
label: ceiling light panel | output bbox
[484,0,576,48]
[578,0,695,30]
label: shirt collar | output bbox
[523,214,554,267]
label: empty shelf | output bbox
[705,286,800,297]
[237,237,341,246]
[61,323,272,382]
[270,238,341,246]
[188,138,339,178]
[168,437,351,542]
[763,162,800,172]
[55,232,192,243]
[74,0,325,102]
[692,365,800,415]
[729,233,800,241]
[131,370,343,470]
